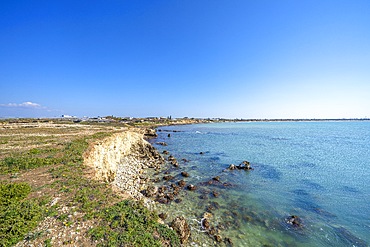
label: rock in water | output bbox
[228,164,237,170]
[286,215,303,227]
[187,184,197,191]
[144,128,158,138]
[171,216,191,244]
[181,171,190,177]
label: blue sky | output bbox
[1,0,369,119]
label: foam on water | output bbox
[151,121,370,246]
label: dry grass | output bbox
[0,121,124,158]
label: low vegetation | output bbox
[0,120,180,247]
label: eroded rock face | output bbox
[84,131,164,200]
[171,216,191,244]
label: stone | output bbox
[158,212,167,220]
[238,160,253,170]
[178,180,186,187]
[171,160,179,167]
[208,226,216,235]
[181,171,190,177]
[212,191,220,198]
[158,185,167,193]
[157,197,168,204]
[141,185,157,197]
[174,198,182,203]
[215,235,222,242]
[168,133,171,137]
[163,175,174,181]
[187,184,197,191]
[166,193,174,201]
[203,212,213,219]
[168,155,176,161]
[212,176,220,182]
[171,216,191,244]
[162,150,169,155]
[225,237,233,246]
[144,128,158,138]
[202,218,210,229]
[286,215,303,227]
[228,164,237,170]
[156,142,168,146]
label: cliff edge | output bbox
[84,131,164,199]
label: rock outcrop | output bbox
[84,131,164,199]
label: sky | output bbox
[1,0,369,119]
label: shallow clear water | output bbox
[151,121,370,246]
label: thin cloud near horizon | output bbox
[0,101,44,109]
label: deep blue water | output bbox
[153,121,370,246]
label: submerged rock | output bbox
[178,180,186,187]
[171,216,191,244]
[225,237,233,246]
[171,160,179,167]
[187,184,197,191]
[202,218,210,229]
[163,175,174,181]
[181,171,190,177]
[286,215,303,227]
[214,235,223,242]
[156,142,168,146]
[168,155,176,161]
[212,191,220,198]
[141,185,157,197]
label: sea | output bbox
[150,121,370,246]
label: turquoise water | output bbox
[152,121,370,246]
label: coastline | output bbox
[84,128,213,245]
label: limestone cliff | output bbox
[84,131,164,199]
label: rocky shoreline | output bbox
[84,131,164,200]
[84,129,222,245]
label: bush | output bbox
[89,200,180,247]
[0,182,42,247]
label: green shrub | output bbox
[89,200,180,247]
[0,182,42,247]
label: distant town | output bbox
[1,115,369,126]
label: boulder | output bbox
[181,171,190,177]
[144,128,157,138]
[171,216,191,244]
[228,164,237,170]
[237,160,253,170]
[187,184,197,191]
